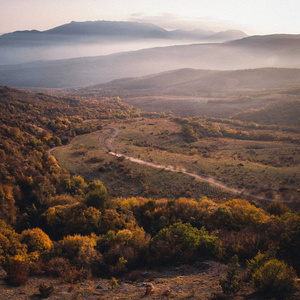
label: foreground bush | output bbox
[267,201,290,216]
[43,203,102,239]
[0,220,35,271]
[219,255,242,295]
[93,227,150,276]
[149,222,221,264]
[247,249,275,274]
[279,220,300,274]
[252,258,297,297]
[85,181,108,210]
[46,257,87,283]
[56,234,97,261]
[225,199,269,229]
[54,234,103,278]
[6,259,29,286]
[20,228,53,255]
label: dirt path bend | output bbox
[101,127,292,203]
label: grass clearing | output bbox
[52,117,300,202]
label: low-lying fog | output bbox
[1,33,300,88]
[0,39,202,65]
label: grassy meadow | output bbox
[52,117,300,204]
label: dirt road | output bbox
[101,127,291,203]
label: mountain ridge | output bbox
[0,20,248,65]
[0,20,247,43]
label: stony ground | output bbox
[0,261,299,299]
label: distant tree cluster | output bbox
[175,116,300,144]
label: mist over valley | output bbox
[0,20,247,65]
[0,23,300,88]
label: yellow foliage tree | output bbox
[20,228,53,255]
[225,199,269,229]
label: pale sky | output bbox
[1,0,300,35]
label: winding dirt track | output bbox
[100,127,293,203]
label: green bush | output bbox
[85,181,108,210]
[267,201,290,216]
[209,206,234,230]
[149,222,221,264]
[252,258,297,296]
[247,248,275,274]
[279,221,300,274]
[219,255,242,295]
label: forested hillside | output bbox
[0,86,138,219]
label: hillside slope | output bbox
[235,99,300,127]
[96,67,300,94]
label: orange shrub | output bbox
[0,185,18,224]
[56,234,97,260]
[100,209,137,234]
[43,203,102,238]
[0,220,28,266]
[20,228,53,255]
[225,199,269,229]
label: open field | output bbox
[52,125,232,200]
[52,117,300,204]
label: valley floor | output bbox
[52,117,300,205]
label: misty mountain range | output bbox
[0,20,247,46]
[1,33,300,88]
[0,20,300,88]
[0,21,247,65]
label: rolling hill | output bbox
[0,34,300,88]
[95,67,300,95]
[80,67,300,120]
[235,99,300,127]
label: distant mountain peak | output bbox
[44,20,169,37]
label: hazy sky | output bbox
[1,0,300,35]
